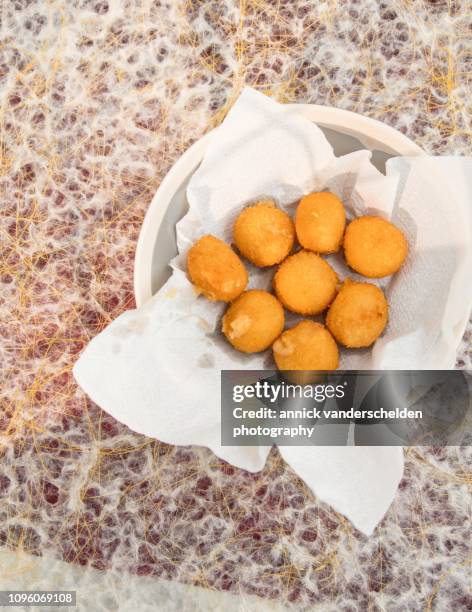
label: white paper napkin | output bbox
[74,88,472,536]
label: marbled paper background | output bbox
[1,0,471,610]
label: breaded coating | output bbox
[295,191,346,253]
[273,320,339,372]
[344,215,408,278]
[233,201,295,267]
[187,235,248,301]
[326,280,388,348]
[274,250,338,315]
[222,290,284,353]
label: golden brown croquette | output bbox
[343,216,408,278]
[222,290,285,353]
[295,191,346,253]
[233,201,295,267]
[326,280,388,348]
[274,250,338,315]
[273,320,339,372]
[187,235,248,301]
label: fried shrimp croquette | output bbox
[273,320,339,371]
[343,216,408,278]
[222,290,284,353]
[233,201,295,267]
[187,235,248,301]
[295,191,346,253]
[326,280,388,348]
[274,250,338,315]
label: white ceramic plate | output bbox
[134,105,424,306]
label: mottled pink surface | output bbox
[1,0,471,609]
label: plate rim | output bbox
[134,104,424,307]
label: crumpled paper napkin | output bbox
[74,88,472,535]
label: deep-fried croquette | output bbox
[295,191,346,253]
[187,235,248,301]
[273,320,339,371]
[326,280,388,348]
[222,290,284,353]
[344,216,408,278]
[233,201,295,267]
[274,250,338,315]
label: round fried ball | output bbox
[222,290,284,353]
[187,235,248,301]
[273,320,339,372]
[344,216,408,278]
[274,250,338,315]
[326,280,388,348]
[233,201,295,267]
[295,191,346,253]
